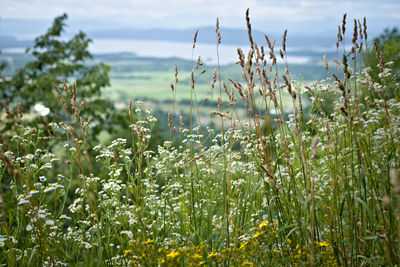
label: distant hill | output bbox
[88,26,336,48]
[1,17,398,50]
[0,36,33,49]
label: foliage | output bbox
[365,27,400,100]
[0,14,116,143]
[370,27,400,73]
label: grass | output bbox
[0,12,400,266]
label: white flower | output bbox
[44,185,56,192]
[121,230,133,238]
[147,116,157,122]
[25,154,34,160]
[82,241,92,249]
[45,220,55,226]
[29,190,39,196]
[40,162,52,170]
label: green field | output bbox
[1,51,328,107]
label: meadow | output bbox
[0,12,400,266]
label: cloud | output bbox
[1,0,399,30]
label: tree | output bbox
[0,14,117,141]
[1,14,167,151]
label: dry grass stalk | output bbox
[217,96,222,109]
[357,42,363,53]
[282,29,287,52]
[193,30,198,49]
[279,49,284,59]
[254,42,262,61]
[80,117,87,138]
[196,56,202,69]
[1,101,14,119]
[342,54,351,79]
[323,55,330,75]
[174,63,178,83]
[168,113,172,129]
[352,19,358,45]
[265,35,272,50]
[282,75,296,99]
[62,78,71,96]
[211,110,231,120]
[71,83,79,119]
[128,99,132,117]
[342,13,347,35]
[374,42,385,73]
[337,26,343,48]
[237,48,245,68]
[189,154,205,164]
[363,17,368,40]
[211,69,217,89]
[190,70,195,89]
[246,9,254,47]
[246,49,254,72]
[52,83,69,116]
[358,19,363,40]
[215,18,221,45]
[17,103,23,119]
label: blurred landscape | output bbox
[1,21,341,116]
[1,6,398,113]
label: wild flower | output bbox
[167,250,179,258]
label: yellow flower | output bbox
[192,253,202,260]
[259,221,268,229]
[273,248,281,253]
[167,250,180,258]
[253,231,261,238]
[123,249,131,256]
[207,251,218,259]
[242,260,254,266]
[144,238,154,245]
[318,241,329,247]
[239,241,248,250]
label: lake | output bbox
[88,39,316,65]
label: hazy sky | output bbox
[1,0,399,32]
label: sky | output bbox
[1,0,399,33]
[1,0,399,62]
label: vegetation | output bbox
[0,11,399,266]
[0,14,166,151]
[365,26,400,100]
